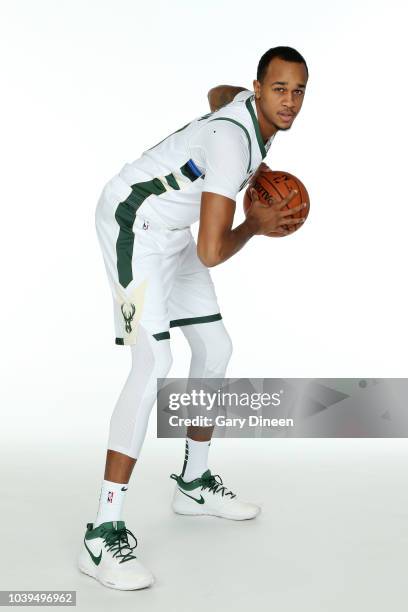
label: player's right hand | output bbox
[245,188,307,236]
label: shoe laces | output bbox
[100,525,138,564]
[200,472,236,499]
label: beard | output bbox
[270,118,292,132]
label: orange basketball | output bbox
[243,163,310,237]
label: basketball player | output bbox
[78,46,309,590]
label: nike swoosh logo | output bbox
[178,488,205,504]
[84,538,102,566]
[121,487,128,491]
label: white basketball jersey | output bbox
[116,90,275,229]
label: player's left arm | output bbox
[207,85,248,112]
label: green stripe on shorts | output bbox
[116,331,170,344]
[169,313,222,328]
[114,178,166,288]
[153,331,171,341]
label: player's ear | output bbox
[253,79,260,99]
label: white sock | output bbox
[181,437,211,482]
[94,479,128,528]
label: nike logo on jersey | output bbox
[178,488,205,504]
[121,486,128,491]
[84,539,102,566]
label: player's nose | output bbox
[282,93,296,108]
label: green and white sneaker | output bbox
[170,469,261,520]
[77,520,154,590]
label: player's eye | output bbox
[274,88,285,92]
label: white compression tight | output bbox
[107,319,233,459]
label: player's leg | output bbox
[169,320,259,519]
[79,331,171,589]
[178,317,233,481]
[94,324,172,527]
[167,234,260,519]
[167,234,232,475]
[78,178,174,590]
[93,179,173,517]
[168,232,233,476]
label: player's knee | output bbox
[155,341,173,378]
[219,330,233,364]
[129,327,173,380]
[206,328,233,373]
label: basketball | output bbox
[243,163,310,236]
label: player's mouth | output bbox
[278,112,295,123]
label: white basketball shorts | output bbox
[95,174,222,345]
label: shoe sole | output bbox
[78,562,154,591]
[172,506,261,521]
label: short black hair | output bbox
[257,46,308,83]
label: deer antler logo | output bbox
[121,302,136,333]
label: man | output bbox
[77,46,309,590]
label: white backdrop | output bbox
[1,0,407,447]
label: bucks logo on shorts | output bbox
[121,302,136,333]
[114,280,147,345]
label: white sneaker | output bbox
[170,469,260,520]
[77,520,154,590]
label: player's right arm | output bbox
[207,85,248,112]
